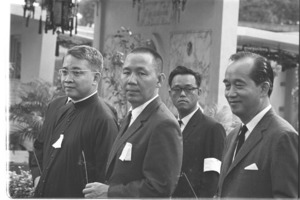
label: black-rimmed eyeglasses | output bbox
[170,87,198,95]
[59,69,98,78]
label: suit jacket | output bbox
[172,109,226,198]
[105,97,183,197]
[218,109,298,198]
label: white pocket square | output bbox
[244,163,258,170]
[119,142,132,161]
[52,134,64,148]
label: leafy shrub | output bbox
[8,168,34,198]
[9,79,63,150]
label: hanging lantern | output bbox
[43,0,78,36]
[172,0,188,22]
[132,0,142,8]
[23,0,36,27]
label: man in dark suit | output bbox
[31,45,119,197]
[169,66,226,198]
[83,47,183,198]
[218,51,298,198]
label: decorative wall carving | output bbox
[137,0,173,26]
[167,30,212,113]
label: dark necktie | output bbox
[121,111,132,135]
[178,119,183,127]
[236,125,248,155]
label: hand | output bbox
[34,176,40,189]
[82,182,109,198]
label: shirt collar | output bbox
[67,90,97,104]
[129,94,158,126]
[244,105,272,139]
[178,103,200,131]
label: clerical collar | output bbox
[128,94,159,126]
[67,90,97,104]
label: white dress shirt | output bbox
[233,104,272,160]
[244,104,272,140]
[178,103,201,132]
[128,94,159,127]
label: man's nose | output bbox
[226,87,237,97]
[127,73,137,84]
[180,89,187,96]
[63,73,73,82]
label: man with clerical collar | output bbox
[168,65,226,198]
[218,51,298,198]
[32,45,119,197]
[83,47,183,198]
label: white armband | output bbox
[203,157,221,174]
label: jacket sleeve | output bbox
[271,131,298,198]
[31,139,43,181]
[200,123,226,197]
[108,120,183,197]
[93,117,119,182]
[30,103,52,181]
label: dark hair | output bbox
[230,51,274,96]
[168,65,202,87]
[129,47,163,73]
[63,45,103,72]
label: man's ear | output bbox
[260,81,270,97]
[93,72,101,85]
[168,89,172,97]
[157,73,166,87]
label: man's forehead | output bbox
[126,52,154,60]
[172,74,197,85]
[173,74,196,81]
[227,57,254,72]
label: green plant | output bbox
[9,79,63,150]
[8,168,34,198]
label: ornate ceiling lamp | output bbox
[172,0,187,22]
[23,0,36,27]
[42,0,79,36]
[132,0,142,8]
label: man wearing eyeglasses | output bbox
[169,66,225,198]
[31,45,119,197]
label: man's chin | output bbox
[177,106,192,115]
[230,108,242,118]
[65,92,78,100]
[176,103,189,110]
[127,97,146,107]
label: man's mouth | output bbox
[177,99,188,104]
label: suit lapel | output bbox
[220,127,239,179]
[226,111,272,175]
[182,109,202,140]
[118,113,131,137]
[106,97,162,173]
[227,127,263,174]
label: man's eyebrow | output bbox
[62,66,82,70]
